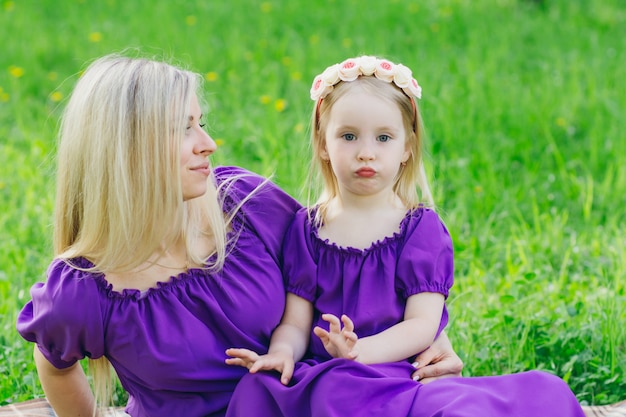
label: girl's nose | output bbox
[357,143,375,161]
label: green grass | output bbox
[1,0,625,407]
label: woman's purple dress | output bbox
[226,207,585,417]
[16,167,301,417]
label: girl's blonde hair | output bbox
[54,54,230,411]
[309,76,434,224]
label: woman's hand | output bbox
[411,330,463,383]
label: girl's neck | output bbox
[328,191,406,216]
[318,194,408,250]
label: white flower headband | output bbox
[310,55,422,102]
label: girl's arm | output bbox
[226,293,313,385]
[352,292,445,365]
[33,346,98,417]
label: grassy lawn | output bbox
[0,0,624,406]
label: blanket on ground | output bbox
[0,398,625,417]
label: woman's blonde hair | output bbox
[55,54,228,272]
[309,76,434,224]
[54,53,230,411]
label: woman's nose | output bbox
[197,129,217,155]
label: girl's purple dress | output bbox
[16,166,301,417]
[226,207,585,417]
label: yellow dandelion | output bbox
[205,72,218,82]
[474,185,483,194]
[48,72,58,81]
[281,57,292,66]
[215,139,224,147]
[555,117,567,128]
[274,99,286,112]
[342,38,352,48]
[89,32,103,42]
[0,92,9,102]
[260,95,271,105]
[290,71,302,81]
[50,91,63,102]
[260,2,271,13]
[4,1,14,11]
[294,123,304,133]
[9,65,24,78]
[309,35,320,45]
[0,181,4,190]
[186,15,197,26]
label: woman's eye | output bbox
[378,135,391,142]
[342,133,356,141]
[199,123,206,128]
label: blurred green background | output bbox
[1,0,624,406]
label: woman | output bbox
[15,54,461,417]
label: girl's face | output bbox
[322,90,410,200]
[180,93,217,201]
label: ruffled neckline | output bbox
[310,207,423,254]
[73,191,245,301]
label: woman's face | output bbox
[180,93,217,201]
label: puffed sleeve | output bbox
[16,259,105,369]
[396,208,454,298]
[213,166,302,264]
[282,208,318,302]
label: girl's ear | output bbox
[402,149,412,164]
[320,142,329,161]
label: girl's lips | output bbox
[356,167,376,178]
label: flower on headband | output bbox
[374,59,395,82]
[338,58,361,81]
[310,55,422,101]
[359,56,377,76]
[407,78,422,99]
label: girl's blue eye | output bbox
[342,133,356,141]
[378,135,391,142]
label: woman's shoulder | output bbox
[38,258,105,302]
[214,165,301,213]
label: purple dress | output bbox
[16,166,301,417]
[226,207,585,417]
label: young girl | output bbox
[226,55,451,382]
[225,56,586,417]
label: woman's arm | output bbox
[411,330,464,383]
[33,346,98,417]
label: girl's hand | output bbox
[410,331,463,383]
[313,313,359,360]
[225,348,295,385]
